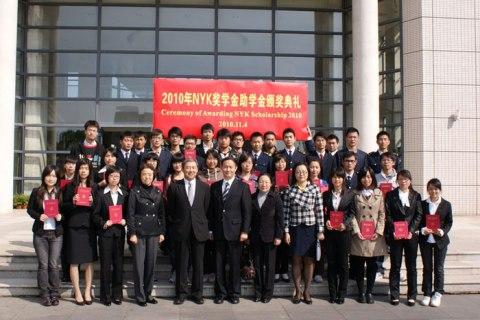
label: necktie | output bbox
[346,176,352,187]
[125,151,129,161]
[222,182,230,202]
[288,150,292,157]
[187,180,194,206]
[254,153,258,163]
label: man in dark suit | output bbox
[278,128,305,169]
[167,159,210,305]
[250,132,272,175]
[208,157,252,304]
[145,129,172,180]
[368,130,402,174]
[336,127,368,172]
[341,151,358,190]
[115,131,140,188]
[196,123,217,159]
[305,129,336,182]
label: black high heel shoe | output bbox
[303,292,312,305]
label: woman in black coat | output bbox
[250,173,284,303]
[419,178,453,308]
[27,165,64,307]
[128,163,166,306]
[61,158,98,305]
[323,168,354,304]
[93,166,129,306]
[384,169,423,306]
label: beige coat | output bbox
[350,189,388,257]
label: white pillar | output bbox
[352,0,379,152]
[0,0,18,212]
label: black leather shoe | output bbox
[146,297,158,304]
[214,296,224,304]
[390,298,400,306]
[113,298,122,305]
[262,297,271,303]
[137,301,147,307]
[102,300,111,306]
[41,297,51,307]
[357,293,366,304]
[407,298,416,306]
[253,296,261,302]
[85,299,93,305]
[229,296,240,304]
[292,295,301,304]
[336,297,345,304]
[50,297,59,306]
[173,297,185,305]
[366,293,374,304]
[191,297,204,305]
[328,297,335,304]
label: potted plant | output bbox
[13,194,29,209]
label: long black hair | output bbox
[73,158,94,187]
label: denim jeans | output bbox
[33,232,63,298]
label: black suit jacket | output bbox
[61,182,97,228]
[208,178,252,242]
[250,191,284,244]
[368,150,402,174]
[278,148,306,169]
[27,187,64,237]
[345,172,358,190]
[142,149,173,180]
[419,199,453,249]
[115,149,140,181]
[166,179,211,242]
[251,152,272,175]
[384,188,423,244]
[195,142,218,159]
[92,188,129,237]
[304,140,336,182]
[336,148,368,172]
[322,188,355,235]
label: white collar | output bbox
[104,186,123,195]
[223,177,236,186]
[285,147,295,153]
[426,197,441,205]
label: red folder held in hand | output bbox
[379,182,393,197]
[184,149,196,160]
[394,221,409,239]
[75,187,91,207]
[360,220,375,240]
[329,211,344,230]
[60,179,72,190]
[108,205,123,224]
[153,180,164,192]
[44,199,59,218]
[426,214,440,231]
[275,171,290,188]
[244,179,256,194]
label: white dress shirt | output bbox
[104,186,123,205]
[399,189,410,207]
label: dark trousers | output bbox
[420,242,447,296]
[275,242,289,274]
[351,255,378,294]
[99,234,124,301]
[252,242,277,299]
[215,240,241,298]
[203,240,215,274]
[389,237,419,299]
[133,235,158,303]
[174,233,205,299]
[33,233,63,299]
[326,232,349,299]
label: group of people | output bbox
[27,120,453,309]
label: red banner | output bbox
[153,78,309,140]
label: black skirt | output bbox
[66,226,98,264]
[290,224,317,258]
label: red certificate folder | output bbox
[329,211,344,230]
[426,214,441,231]
[43,199,59,218]
[127,180,133,189]
[275,171,290,188]
[60,179,72,190]
[108,205,123,224]
[313,179,329,193]
[75,187,91,207]
[252,170,261,178]
[244,179,256,194]
[379,182,393,197]
[360,220,375,240]
[394,221,409,239]
[184,149,196,160]
[153,180,164,192]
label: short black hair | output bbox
[221,156,237,167]
[151,129,163,137]
[326,134,339,142]
[282,128,295,138]
[183,134,197,142]
[376,130,390,140]
[232,131,245,140]
[205,149,221,167]
[328,167,346,190]
[345,127,359,136]
[64,156,77,165]
[84,120,99,131]
[217,128,231,139]
[263,131,276,139]
[134,130,147,139]
[427,178,442,191]
[201,123,214,133]
[313,131,328,141]
[380,151,397,163]
[342,151,357,161]
[250,131,263,140]
[168,126,183,138]
[290,162,308,186]
[397,169,413,181]
[272,153,287,166]
[142,152,159,163]
[105,165,122,184]
[120,131,133,140]
[171,152,185,164]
